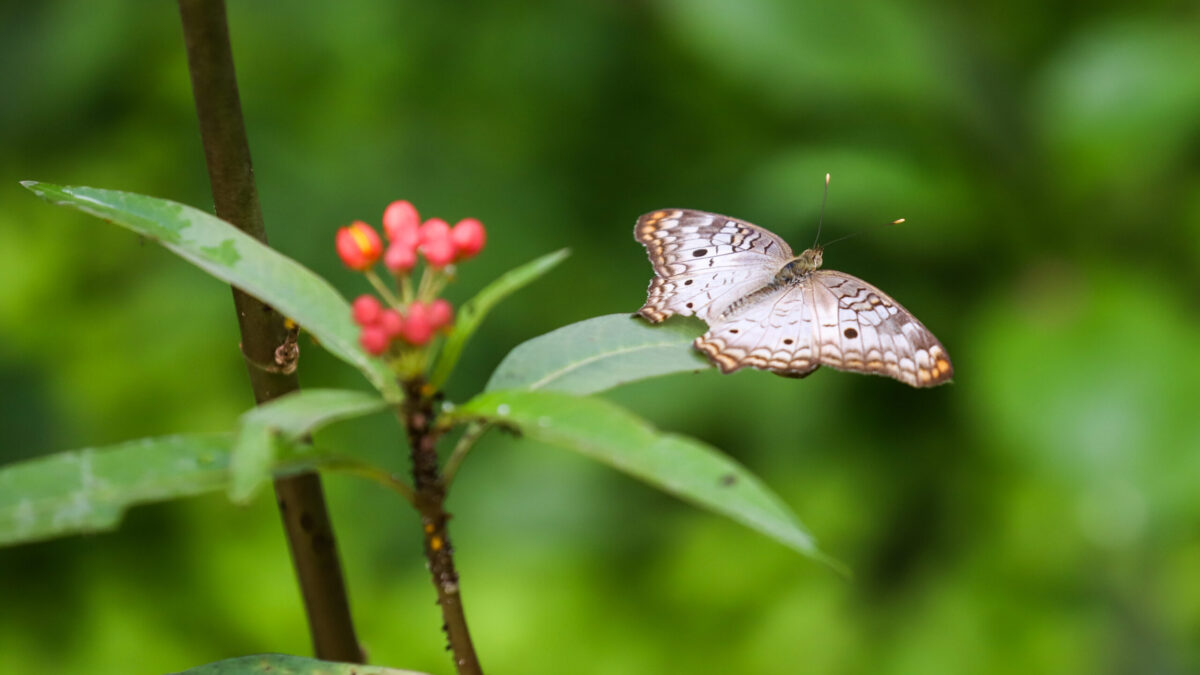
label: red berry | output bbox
[379,308,405,338]
[383,200,420,243]
[421,237,457,268]
[429,298,454,330]
[393,227,420,252]
[450,218,486,259]
[359,325,390,355]
[384,242,418,273]
[352,294,383,325]
[419,218,451,245]
[336,221,383,270]
[418,219,455,267]
[400,302,434,345]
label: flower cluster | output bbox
[336,200,486,365]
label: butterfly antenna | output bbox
[821,218,906,249]
[812,173,831,249]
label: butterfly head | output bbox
[774,248,823,284]
[794,247,823,272]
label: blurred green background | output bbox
[2,1,1199,673]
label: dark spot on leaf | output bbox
[498,423,524,439]
[844,327,858,339]
[693,248,708,257]
[720,474,737,486]
[784,338,794,345]
[684,279,693,285]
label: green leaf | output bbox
[0,432,357,547]
[172,654,431,675]
[428,248,570,390]
[448,389,828,563]
[230,389,391,503]
[21,182,402,400]
[486,313,711,394]
[0,435,246,546]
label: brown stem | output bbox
[177,0,363,662]
[402,380,483,675]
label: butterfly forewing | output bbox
[634,208,954,388]
[635,210,791,322]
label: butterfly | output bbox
[634,209,953,387]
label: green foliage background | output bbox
[2,1,1198,673]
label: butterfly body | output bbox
[634,209,953,388]
[720,248,822,319]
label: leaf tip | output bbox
[822,554,853,580]
[20,181,63,202]
[226,471,266,506]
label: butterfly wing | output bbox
[693,283,823,378]
[694,270,953,387]
[635,209,793,323]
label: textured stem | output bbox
[402,380,483,675]
[177,0,363,662]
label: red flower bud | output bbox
[379,308,405,338]
[419,218,451,245]
[359,325,390,355]
[384,241,418,273]
[400,301,434,345]
[383,200,420,243]
[393,228,420,253]
[429,298,454,330]
[336,221,383,270]
[450,218,486,260]
[421,237,457,268]
[352,294,383,326]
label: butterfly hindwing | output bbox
[693,284,821,378]
[814,271,953,386]
[635,209,792,322]
[694,271,953,387]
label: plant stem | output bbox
[443,422,490,487]
[366,269,402,308]
[400,274,415,305]
[415,265,434,301]
[401,379,483,675]
[177,0,363,662]
[317,456,416,505]
[422,265,454,302]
